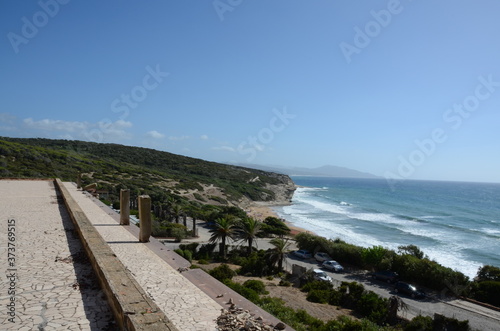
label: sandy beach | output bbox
[246,202,308,237]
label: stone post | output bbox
[138,195,152,242]
[77,173,82,189]
[120,189,130,225]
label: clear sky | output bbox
[1,0,500,183]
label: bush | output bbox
[237,251,271,277]
[306,289,330,304]
[471,281,500,307]
[278,279,291,287]
[301,280,333,293]
[405,315,433,331]
[224,280,261,303]
[171,227,186,242]
[183,250,192,262]
[209,264,235,282]
[174,249,184,258]
[243,280,268,295]
[476,265,500,282]
[261,217,291,237]
[179,242,199,254]
[357,291,388,325]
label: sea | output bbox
[273,176,500,279]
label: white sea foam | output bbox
[282,177,500,279]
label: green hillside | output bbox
[0,137,293,206]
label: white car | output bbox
[312,269,332,282]
[322,260,344,272]
[314,252,331,262]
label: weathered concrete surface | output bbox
[55,179,177,331]
[0,179,116,330]
[61,182,222,331]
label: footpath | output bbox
[0,180,116,330]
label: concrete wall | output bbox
[54,179,178,331]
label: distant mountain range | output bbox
[232,163,380,179]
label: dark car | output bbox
[371,270,399,283]
[394,281,425,298]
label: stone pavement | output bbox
[0,180,116,330]
[62,182,222,331]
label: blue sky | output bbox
[1,0,500,183]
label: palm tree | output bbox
[209,216,237,259]
[268,238,291,273]
[171,204,182,224]
[237,218,262,255]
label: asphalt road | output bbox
[285,254,500,331]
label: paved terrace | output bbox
[0,180,116,330]
[1,180,291,330]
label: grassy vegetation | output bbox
[0,137,291,204]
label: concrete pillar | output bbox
[120,189,130,225]
[138,195,151,242]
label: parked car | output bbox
[371,270,399,283]
[394,281,425,298]
[322,260,344,272]
[312,269,332,282]
[314,252,331,262]
[293,250,312,259]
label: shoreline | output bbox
[245,202,309,237]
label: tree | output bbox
[476,265,500,282]
[267,238,291,273]
[171,204,182,224]
[209,216,237,259]
[263,216,290,237]
[237,218,263,255]
[398,244,425,259]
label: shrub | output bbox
[209,264,235,282]
[471,281,500,307]
[357,291,388,325]
[179,242,199,253]
[183,250,192,262]
[243,280,268,295]
[306,290,330,304]
[301,280,333,293]
[171,227,186,242]
[405,315,433,331]
[261,217,291,237]
[328,290,342,306]
[476,265,500,282]
[278,280,291,287]
[224,280,261,303]
[174,249,184,258]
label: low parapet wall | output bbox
[54,179,178,331]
